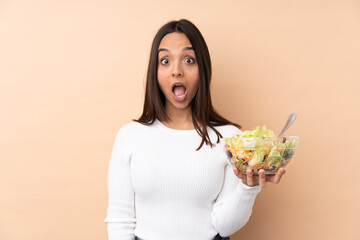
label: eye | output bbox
[160,58,169,65]
[185,57,195,64]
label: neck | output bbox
[161,104,194,130]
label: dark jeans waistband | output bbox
[214,234,230,240]
[135,234,230,240]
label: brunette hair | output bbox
[135,19,240,150]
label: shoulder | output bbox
[112,121,152,153]
[116,120,150,137]
[119,120,145,131]
[213,124,242,139]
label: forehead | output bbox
[158,32,192,50]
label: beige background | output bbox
[1,0,359,239]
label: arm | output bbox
[104,127,136,240]
[212,163,261,237]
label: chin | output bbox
[169,101,190,110]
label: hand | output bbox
[233,167,286,188]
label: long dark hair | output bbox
[135,19,240,150]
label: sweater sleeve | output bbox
[212,165,261,236]
[211,126,262,237]
[104,127,136,240]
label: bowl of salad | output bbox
[223,126,298,175]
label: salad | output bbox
[223,125,298,174]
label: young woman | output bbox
[104,19,285,240]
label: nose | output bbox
[172,61,183,77]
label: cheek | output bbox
[189,72,200,92]
[157,70,168,93]
[157,67,170,80]
[191,81,200,94]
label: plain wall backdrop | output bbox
[1,0,359,239]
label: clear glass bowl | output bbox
[223,136,299,175]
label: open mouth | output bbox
[172,83,187,101]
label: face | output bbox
[157,32,199,114]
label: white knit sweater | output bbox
[104,120,261,240]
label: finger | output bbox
[272,168,285,184]
[240,175,247,185]
[233,167,241,178]
[246,169,254,186]
[233,168,246,184]
[258,169,266,188]
[233,168,244,180]
[241,172,247,181]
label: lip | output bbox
[171,82,187,103]
[171,82,186,90]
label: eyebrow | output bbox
[158,46,194,53]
